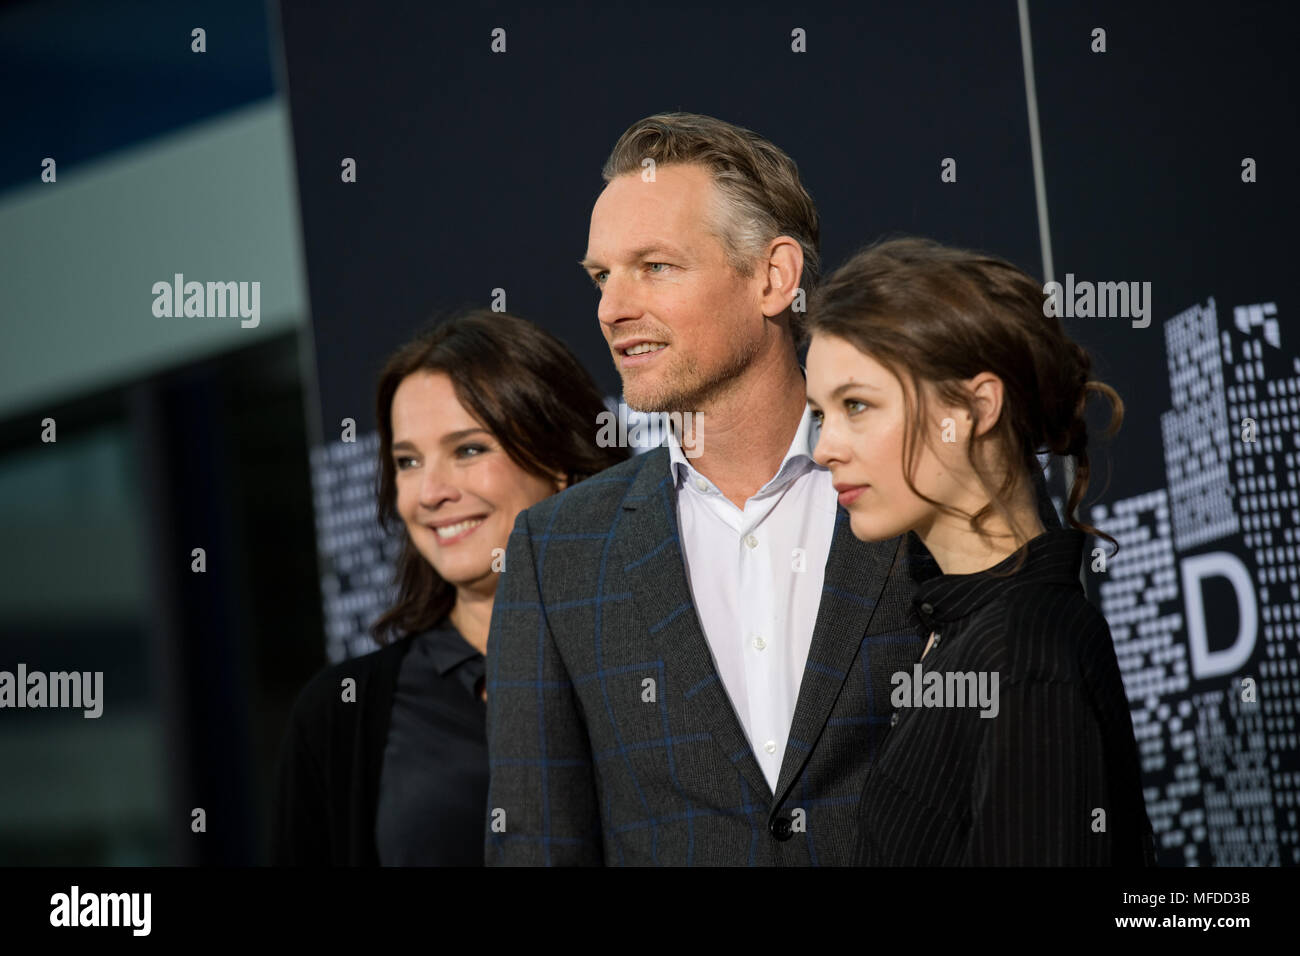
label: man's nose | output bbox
[596,271,643,328]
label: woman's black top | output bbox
[375,624,486,864]
[854,528,1158,866]
[270,621,487,865]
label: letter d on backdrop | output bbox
[1180,552,1256,679]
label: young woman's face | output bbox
[806,333,975,543]
[389,371,563,591]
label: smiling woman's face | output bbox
[390,371,562,590]
[806,332,975,543]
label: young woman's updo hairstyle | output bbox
[804,237,1123,570]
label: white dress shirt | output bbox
[665,403,838,794]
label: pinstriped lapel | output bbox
[615,446,775,803]
[773,508,902,802]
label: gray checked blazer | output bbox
[484,442,1061,865]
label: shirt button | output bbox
[694,477,709,492]
[890,712,899,728]
[932,633,941,647]
[744,534,758,549]
[753,635,767,651]
[764,740,777,754]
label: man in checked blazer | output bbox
[484,112,1060,865]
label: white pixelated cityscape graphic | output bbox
[308,296,1298,866]
[309,433,401,662]
[1090,297,1297,866]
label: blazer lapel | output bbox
[773,508,901,802]
[615,446,774,803]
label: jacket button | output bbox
[920,602,934,615]
[889,712,899,728]
[769,815,794,841]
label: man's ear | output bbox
[759,236,804,318]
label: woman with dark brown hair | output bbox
[271,309,627,865]
[804,237,1156,866]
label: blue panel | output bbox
[0,0,277,195]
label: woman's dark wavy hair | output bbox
[803,237,1123,576]
[370,308,628,643]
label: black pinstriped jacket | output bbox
[854,528,1158,866]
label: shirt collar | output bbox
[912,528,1087,630]
[419,621,484,676]
[666,402,822,497]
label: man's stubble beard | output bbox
[621,334,765,415]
